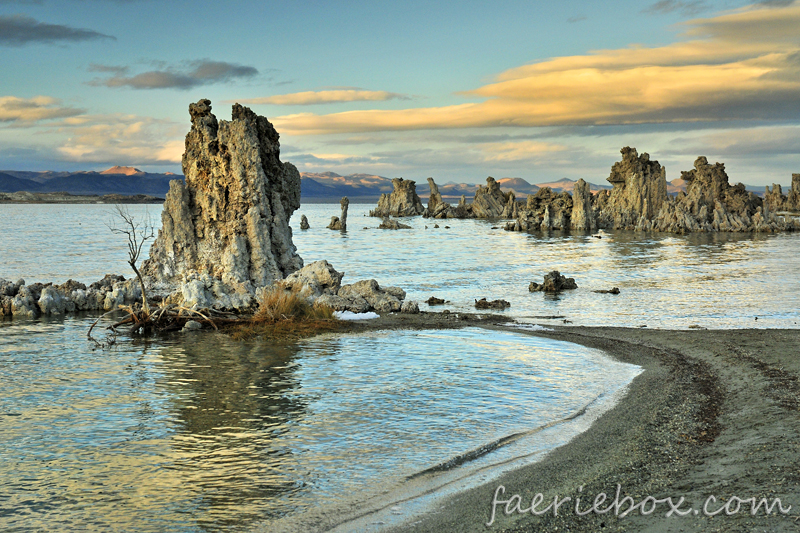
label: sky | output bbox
[1,0,800,186]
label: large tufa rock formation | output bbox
[595,147,667,230]
[652,156,766,233]
[142,99,303,309]
[369,178,425,217]
[505,147,798,234]
[471,177,513,218]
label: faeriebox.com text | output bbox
[487,484,792,526]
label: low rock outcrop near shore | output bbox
[141,99,303,309]
[0,275,141,318]
[277,260,416,314]
[369,178,425,217]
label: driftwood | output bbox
[87,301,242,344]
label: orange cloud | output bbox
[0,96,83,123]
[479,140,567,162]
[237,89,409,106]
[272,2,800,135]
[55,114,183,164]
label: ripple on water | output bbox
[0,318,639,532]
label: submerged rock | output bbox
[378,217,412,229]
[142,99,303,309]
[370,178,425,217]
[529,271,578,292]
[594,287,620,294]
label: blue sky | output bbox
[2,0,799,186]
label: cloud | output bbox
[567,15,587,23]
[236,89,410,106]
[643,1,710,16]
[88,63,129,75]
[477,140,567,162]
[0,96,84,123]
[272,2,800,135]
[90,60,258,89]
[0,14,114,46]
[687,125,800,156]
[53,114,184,164]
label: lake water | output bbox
[3,203,797,328]
[0,202,798,532]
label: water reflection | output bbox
[0,320,639,532]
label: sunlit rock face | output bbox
[595,147,668,230]
[142,99,303,309]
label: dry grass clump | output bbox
[228,288,339,340]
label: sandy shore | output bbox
[312,315,800,532]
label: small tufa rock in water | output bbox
[426,296,446,305]
[529,271,578,293]
[300,214,310,230]
[593,287,620,294]
[474,298,511,310]
[327,197,349,230]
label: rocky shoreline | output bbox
[366,147,800,234]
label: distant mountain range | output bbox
[0,167,772,202]
[0,166,179,196]
[300,173,613,201]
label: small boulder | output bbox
[277,260,344,299]
[529,271,578,292]
[401,300,420,314]
[426,296,446,305]
[338,279,403,313]
[474,298,511,310]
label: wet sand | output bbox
[326,316,800,532]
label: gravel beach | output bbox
[361,324,800,533]
[302,314,799,533]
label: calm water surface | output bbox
[0,318,638,532]
[1,202,798,328]
[0,201,798,531]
